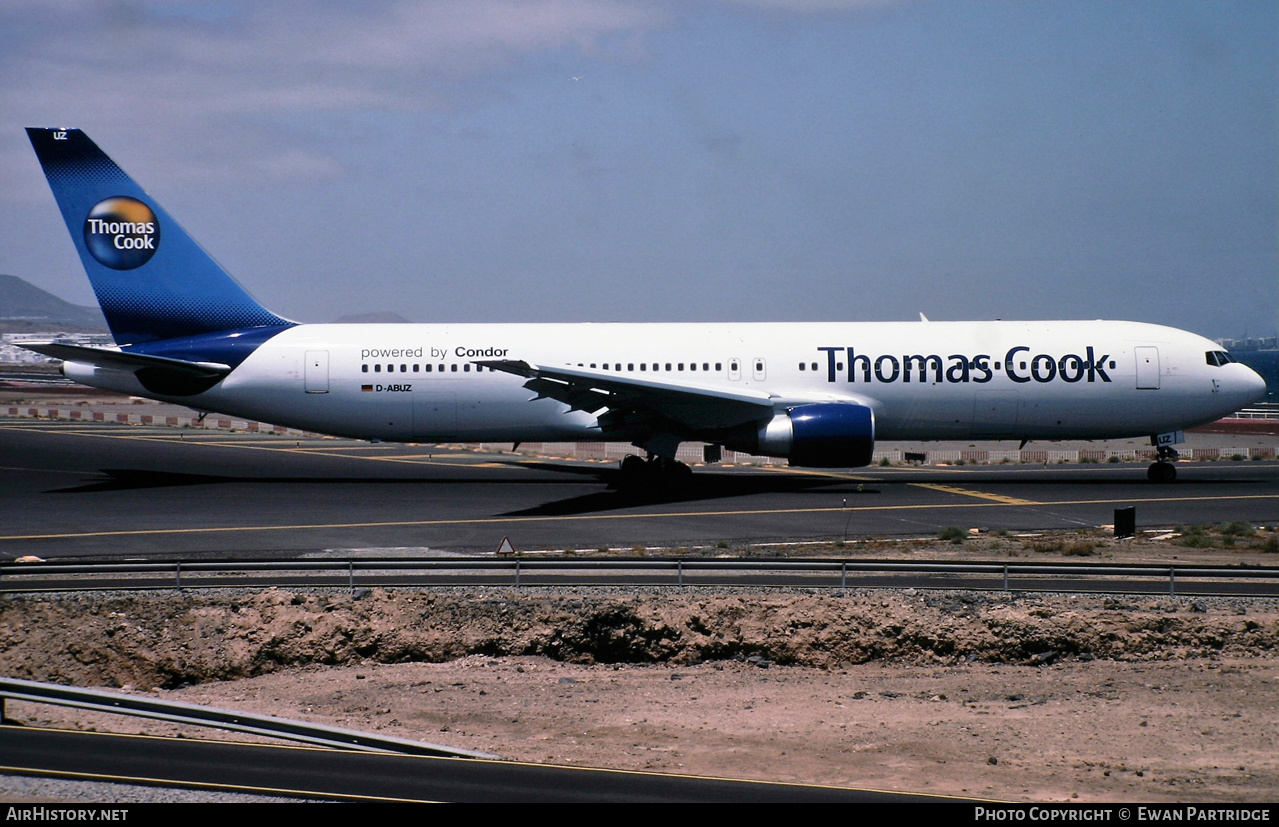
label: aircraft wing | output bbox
[477,359,778,431]
[18,341,231,378]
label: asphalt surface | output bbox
[4,418,1279,559]
[0,727,939,803]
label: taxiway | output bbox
[4,419,1278,559]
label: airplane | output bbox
[21,127,1267,484]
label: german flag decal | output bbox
[361,385,373,392]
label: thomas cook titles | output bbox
[817,346,1115,384]
[83,196,161,270]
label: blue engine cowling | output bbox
[750,403,876,467]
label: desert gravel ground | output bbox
[32,653,1267,803]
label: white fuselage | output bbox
[64,319,1265,452]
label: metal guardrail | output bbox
[1232,407,1279,420]
[3,557,1277,597]
[0,677,498,759]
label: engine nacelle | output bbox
[736,403,876,467]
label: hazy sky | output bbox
[1,1,1274,338]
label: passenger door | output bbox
[1135,346,1160,390]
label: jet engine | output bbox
[729,403,876,467]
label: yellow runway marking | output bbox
[911,482,1040,506]
[0,464,92,476]
[4,493,1278,543]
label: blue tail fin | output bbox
[27,128,292,345]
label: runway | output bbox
[3,418,1279,559]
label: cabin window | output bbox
[374,364,381,373]
[362,364,368,373]
[799,363,806,371]
[715,363,722,371]
[451,364,458,373]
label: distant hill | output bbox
[0,274,107,333]
[333,311,413,324]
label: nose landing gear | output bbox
[1147,444,1179,483]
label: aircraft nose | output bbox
[1241,364,1268,405]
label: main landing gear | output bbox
[618,453,693,488]
[1147,445,1178,483]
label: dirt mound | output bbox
[4,588,1275,690]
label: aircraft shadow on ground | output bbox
[493,460,880,515]
[43,462,1267,519]
[44,463,879,516]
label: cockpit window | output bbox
[1205,351,1235,367]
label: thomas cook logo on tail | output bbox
[83,197,160,270]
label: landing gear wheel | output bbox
[619,454,648,478]
[650,456,692,480]
[1147,462,1176,483]
[617,454,693,492]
